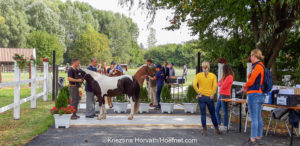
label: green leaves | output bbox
[70,24,111,65]
[184,85,197,103]
[161,85,172,103]
[140,87,150,103]
[26,30,64,65]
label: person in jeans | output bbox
[193,61,221,135]
[148,64,164,110]
[146,59,157,107]
[215,64,234,131]
[243,49,265,145]
[183,65,188,81]
[85,58,98,118]
[68,58,83,120]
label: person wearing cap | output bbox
[107,61,115,75]
[148,64,165,109]
[169,62,175,76]
[116,63,124,72]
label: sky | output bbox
[68,0,198,48]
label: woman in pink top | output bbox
[215,64,234,130]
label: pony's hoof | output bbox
[103,115,107,119]
[128,116,133,120]
[97,115,101,120]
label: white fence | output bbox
[0,61,52,119]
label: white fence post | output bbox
[246,63,252,81]
[13,61,20,120]
[217,63,224,98]
[31,61,37,108]
[43,62,48,101]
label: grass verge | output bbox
[0,96,54,146]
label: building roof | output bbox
[0,48,36,63]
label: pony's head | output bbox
[133,64,156,86]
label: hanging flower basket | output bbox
[13,54,28,69]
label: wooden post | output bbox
[43,62,48,101]
[30,61,36,108]
[14,61,20,120]
[217,63,224,98]
[196,52,201,74]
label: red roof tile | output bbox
[0,48,35,63]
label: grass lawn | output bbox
[0,95,54,146]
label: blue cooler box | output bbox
[264,92,272,104]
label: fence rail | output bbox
[0,61,52,119]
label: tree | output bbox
[70,24,111,65]
[26,0,65,44]
[0,0,30,47]
[27,30,64,65]
[0,16,4,25]
[107,14,132,63]
[129,41,144,66]
[147,27,157,49]
[120,0,300,69]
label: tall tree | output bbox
[70,24,111,65]
[147,27,157,49]
[120,0,300,69]
[0,16,4,25]
[27,30,64,65]
[0,0,30,47]
[107,14,132,63]
[26,0,65,44]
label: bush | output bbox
[161,85,173,103]
[140,87,150,103]
[114,94,127,102]
[51,86,75,115]
[60,86,70,99]
[184,85,197,103]
[55,87,69,109]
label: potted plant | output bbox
[160,85,174,113]
[51,88,75,128]
[139,87,150,113]
[183,85,198,113]
[112,94,128,113]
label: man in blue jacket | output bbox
[85,58,98,118]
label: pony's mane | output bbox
[82,69,103,79]
[134,64,147,77]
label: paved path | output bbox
[26,126,300,146]
[70,115,210,127]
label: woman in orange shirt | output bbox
[243,49,265,145]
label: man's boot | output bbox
[214,125,222,135]
[202,127,207,135]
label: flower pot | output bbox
[138,103,150,113]
[160,103,175,114]
[54,114,72,128]
[113,102,128,113]
[183,103,198,114]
